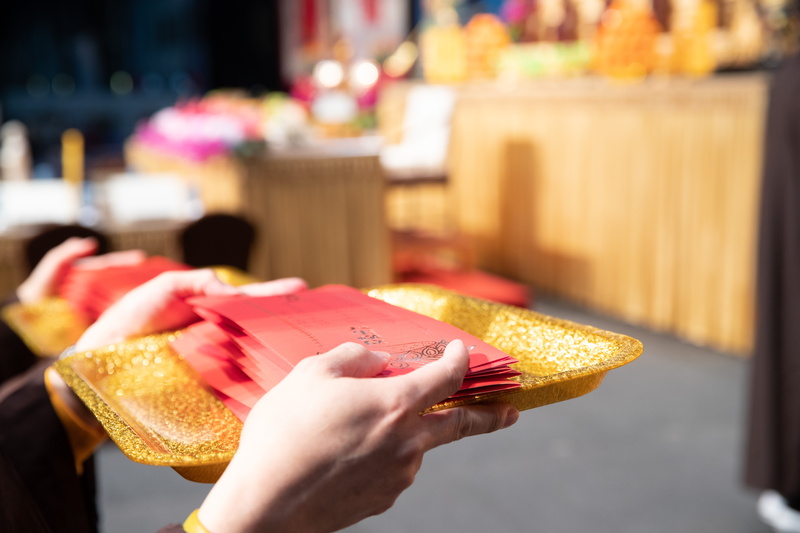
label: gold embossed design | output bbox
[55,284,642,483]
[1,266,256,358]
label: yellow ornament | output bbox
[420,21,469,83]
[465,13,512,79]
[592,0,663,79]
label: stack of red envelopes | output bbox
[172,285,521,421]
[59,256,191,321]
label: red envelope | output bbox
[59,256,191,320]
[174,325,266,409]
[174,285,521,420]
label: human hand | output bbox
[75,270,307,352]
[70,248,148,271]
[199,340,519,533]
[16,237,98,304]
[16,238,150,304]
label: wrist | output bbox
[198,457,292,533]
[183,509,211,533]
[197,478,264,533]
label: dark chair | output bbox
[24,224,111,274]
[179,213,256,272]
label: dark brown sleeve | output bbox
[0,360,98,533]
[0,294,38,385]
[0,448,53,532]
[745,53,800,497]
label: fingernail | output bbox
[502,407,520,429]
[372,351,391,360]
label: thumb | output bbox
[73,249,147,270]
[239,277,308,297]
[316,342,390,379]
[158,269,240,299]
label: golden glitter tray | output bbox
[1,266,258,358]
[2,297,90,358]
[55,284,643,484]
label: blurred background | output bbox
[2,0,800,530]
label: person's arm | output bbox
[196,340,518,533]
[0,359,99,533]
[1,238,149,385]
[73,269,307,351]
[1,237,101,385]
[15,237,99,304]
[47,269,515,532]
[46,269,309,463]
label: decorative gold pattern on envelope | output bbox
[366,285,643,412]
[55,284,643,483]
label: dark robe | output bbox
[0,360,98,532]
[0,288,99,532]
[0,295,38,385]
[745,53,800,499]
[0,296,191,531]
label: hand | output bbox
[199,340,519,533]
[16,238,150,304]
[74,270,307,351]
[70,249,148,271]
[16,237,98,303]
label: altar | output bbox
[124,138,392,290]
[380,73,768,355]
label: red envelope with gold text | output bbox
[173,285,520,420]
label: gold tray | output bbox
[2,297,89,358]
[1,266,259,358]
[55,284,643,483]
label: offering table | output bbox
[380,73,768,354]
[125,138,392,290]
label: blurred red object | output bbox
[392,229,531,308]
[59,256,191,321]
[399,267,531,309]
[289,75,318,109]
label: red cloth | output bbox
[399,269,531,309]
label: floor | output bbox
[96,294,772,533]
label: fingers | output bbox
[73,249,147,270]
[75,270,233,350]
[152,269,240,299]
[31,237,98,278]
[395,339,471,412]
[312,342,390,379]
[41,237,99,267]
[419,403,519,450]
[17,237,99,303]
[239,277,308,297]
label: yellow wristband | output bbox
[183,509,211,533]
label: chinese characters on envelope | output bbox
[172,285,521,420]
